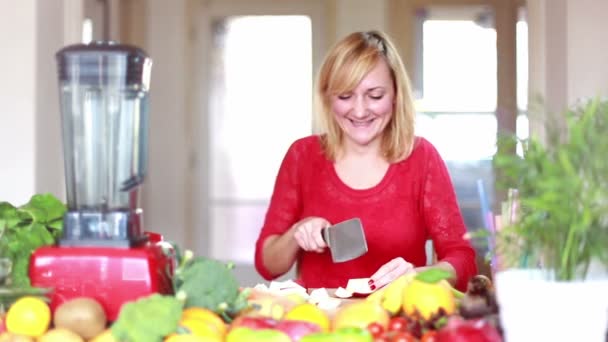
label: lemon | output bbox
[178,317,223,340]
[89,329,118,342]
[38,328,84,342]
[181,307,227,337]
[5,296,51,337]
[402,279,455,320]
[283,303,330,332]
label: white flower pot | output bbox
[495,269,608,342]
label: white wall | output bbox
[527,0,608,137]
[0,0,37,205]
[335,0,388,39]
[0,1,82,205]
[566,0,608,103]
[143,0,190,245]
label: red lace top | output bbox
[254,135,477,291]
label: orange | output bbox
[402,279,455,320]
[5,296,51,337]
[332,301,389,331]
[181,307,226,337]
[283,303,330,332]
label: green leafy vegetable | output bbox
[415,268,453,284]
[0,193,66,286]
[111,294,183,342]
[172,252,250,322]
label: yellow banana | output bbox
[382,273,416,315]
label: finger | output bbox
[293,228,307,250]
[296,227,313,251]
[371,258,411,288]
[312,229,327,250]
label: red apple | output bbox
[231,316,278,330]
[276,320,322,341]
[435,317,502,342]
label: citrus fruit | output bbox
[402,279,455,320]
[332,301,389,331]
[89,329,117,342]
[178,317,222,340]
[181,307,226,336]
[284,303,330,332]
[165,333,218,342]
[5,296,51,337]
[38,328,84,342]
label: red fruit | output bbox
[275,320,322,341]
[435,317,502,342]
[388,316,409,332]
[231,316,278,330]
[391,331,416,342]
[367,322,385,338]
[421,330,437,342]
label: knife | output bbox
[321,218,368,263]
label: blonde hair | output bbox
[314,30,416,162]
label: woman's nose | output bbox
[352,97,368,118]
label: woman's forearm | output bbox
[261,227,301,276]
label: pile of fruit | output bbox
[0,246,502,342]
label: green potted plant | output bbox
[490,97,608,341]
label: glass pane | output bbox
[208,16,313,263]
[209,16,313,201]
[420,20,497,112]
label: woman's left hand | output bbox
[369,257,416,290]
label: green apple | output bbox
[226,327,291,342]
[335,327,373,342]
[300,328,372,342]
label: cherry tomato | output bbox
[391,331,416,342]
[367,322,385,338]
[388,316,409,332]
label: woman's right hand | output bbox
[292,217,332,253]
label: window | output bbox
[208,16,313,263]
[414,6,529,255]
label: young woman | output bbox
[254,30,477,292]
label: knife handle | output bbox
[321,228,331,247]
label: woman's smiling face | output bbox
[330,59,395,151]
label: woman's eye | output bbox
[337,94,352,100]
[370,94,384,100]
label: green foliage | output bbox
[172,254,250,322]
[0,193,66,286]
[111,294,184,342]
[493,97,608,281]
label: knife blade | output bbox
[321,218,368,263]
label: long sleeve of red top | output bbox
[254,135,477,292]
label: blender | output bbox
[29,42,173,321]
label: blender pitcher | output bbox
[56,41,152,246]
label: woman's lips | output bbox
[349,118,375,127]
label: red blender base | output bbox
[29,241,173,321]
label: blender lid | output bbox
[56,41,152,89]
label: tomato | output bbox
[367,322,385,338]
[391,331,416,342]
[388,316,409,332]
